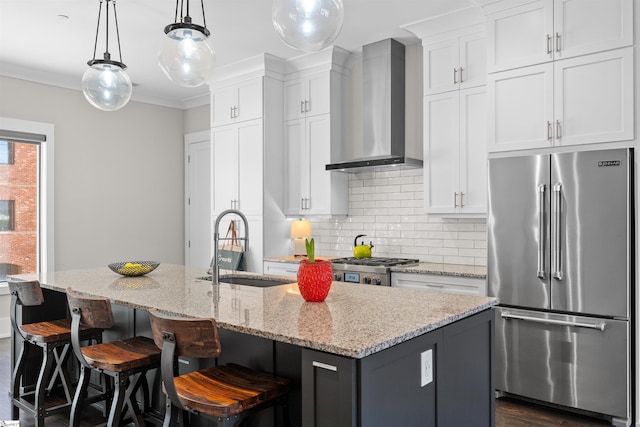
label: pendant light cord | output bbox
[91,0,103,60]
[200,0,207,30]
[113,1,123,63]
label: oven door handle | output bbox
[501,311,606,331]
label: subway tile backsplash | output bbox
[310,169,487,266]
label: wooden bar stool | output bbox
[8,279,103,427]
[148,309,291,427]
[66,288,161,427]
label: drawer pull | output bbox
[312,361,338,372]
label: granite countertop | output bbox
[10,264,496,359]
[391,262,487,279]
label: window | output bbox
[0,140,14,164]
[0,200,15,231]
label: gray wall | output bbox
[0,75,187,269]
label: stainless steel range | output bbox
[331,257,419,286]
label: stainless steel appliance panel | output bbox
[495,306,629,419]
[550,149,631,318]
[488,154,550,309]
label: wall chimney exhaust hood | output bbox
[326,38,422,172]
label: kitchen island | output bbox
[10,264,497,427]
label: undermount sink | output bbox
[197,275,294,288]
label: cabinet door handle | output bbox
[306,197,310,210]
[546,34,552,54]
[305,99,309,112]
[312,361,338,372]
[230,106,234,119]
[300,100,305,114]
[300,198,304,210]
[460,192,464,208]
[556,120,561,139]
[453,192,458,208]
[458,67,463,83]
[547,121,553,140]
[234,106,238,118]
[555,32,561,52]
[453,67,458,84]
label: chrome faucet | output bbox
[212,209,249,286]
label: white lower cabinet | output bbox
[263,261,299,278]
[391,272,486,296]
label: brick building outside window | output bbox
[0,141,37,282]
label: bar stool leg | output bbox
[70,364,92,427]
[108,373,128,427]
[34,344,56,426]
[163,399,179,427]
[11,340,30,420]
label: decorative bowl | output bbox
[108,261,159,277]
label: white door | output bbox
[424,91,460,214]
[487,63,554,152]
[212,125,238,214]
[459,86,487,214]
[554,47,634,146]
[486,0,554,72]
[553,0,633,60]
[186,138,212,267]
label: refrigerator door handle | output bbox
[552,183,563,280]
[501,311,606,331]
[537,184,546,278]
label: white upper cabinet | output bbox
[425,86,487,216]
[488,47,634,151]
[284,72,331,120]
[283,47,351,217]
[211,78,263,127]
[424,32,486,95]
[486,0,633,73]
[212,119,263,217]
[284,113,348,216]
[487,63,554,151]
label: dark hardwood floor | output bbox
[0,337,614,426]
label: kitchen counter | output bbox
[11,264,495,359]
[10,264,497,426]
[263,255,337,263]
[392,262,487,279]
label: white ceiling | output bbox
[0,0,478,109]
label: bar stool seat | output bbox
[66,288,161,427]
[148,309,291,427]
[9,279,103,427]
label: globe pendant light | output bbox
[82,0,132,112]
[158,0,215,88]
[272,0,344,52]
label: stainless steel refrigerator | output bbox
[488,148,634,426]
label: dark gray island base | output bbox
[10,265,496,427]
